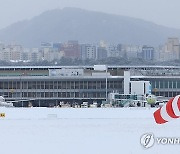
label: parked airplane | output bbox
[146,94,168,107]
[0,96,14,107]
[0,96,36,107]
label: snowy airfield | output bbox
[0,107,180,154]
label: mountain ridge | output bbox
[0,7,180,47]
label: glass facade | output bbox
[150,79,180,97]
[0,78,123,101]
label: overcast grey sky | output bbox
[0,0,179,29]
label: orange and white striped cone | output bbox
[153,95,180,124]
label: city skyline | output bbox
[0,38,179,63]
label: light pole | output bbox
[20,75,23,107]
[20,72,25,107]
[105,65,108,102]
[20,73,25,100]
[20,75,22,99]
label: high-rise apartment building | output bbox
[63,40,80,59]
[164,38,180,60]
[142,46,154,61]
[81,44,96,60]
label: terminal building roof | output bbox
[0,65,180,70]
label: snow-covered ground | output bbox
[0,107,180,154]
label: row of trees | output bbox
[0,57,180,66]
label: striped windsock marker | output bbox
[154,95,180,124]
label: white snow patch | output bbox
[0,107,180,154]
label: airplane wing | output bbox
[6,101,18,103]
[6,99,35,103]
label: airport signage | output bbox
[0,113,5,118]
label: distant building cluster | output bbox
[0,38,180,62]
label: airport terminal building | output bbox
[0,65,180,107]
